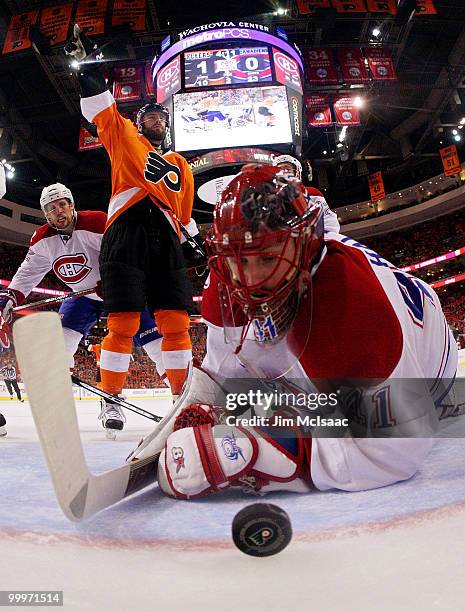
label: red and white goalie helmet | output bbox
[206,164,324,347]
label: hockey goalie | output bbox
[152,164,458,499]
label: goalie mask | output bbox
[40,183,76,232]
[206,165,324,364]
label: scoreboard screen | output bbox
[184,47,272,88]
[173,85,292,152]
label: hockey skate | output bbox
[0,413,7,437]
[98,398,126,440]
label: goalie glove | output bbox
[158,405,313,499]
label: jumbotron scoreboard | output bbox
[184,47,272,87]
[151,22,304,159]
[150,22,305,211]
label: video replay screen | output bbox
[184,47,272,87]
[173,85,293,152]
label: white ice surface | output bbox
[1,398,465,611]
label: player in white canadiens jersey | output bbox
[0,183,167,434]
[154,165,458,499]
[272,154,340,234]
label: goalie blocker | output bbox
[156,403,313,498]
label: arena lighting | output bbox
[353,96,364,108]
[401,246,465,272]
[3,161,15,177]
[5,241,465,303]
[454,134,461,142]
[372,27,381,37]
[338,126,348,142]
[70,59,80,69]
[452,129,458,135]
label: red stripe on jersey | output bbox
[306,186,324,197]
[74,211,107,233]
[30,223,56,246]
[30,211,107,246]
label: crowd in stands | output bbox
[363,209,465,268]
[0,241,68,292]
[3,197,465,387]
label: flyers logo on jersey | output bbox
[53,253,91,283]
[144,151,181,192]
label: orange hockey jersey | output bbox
[80,90,194,235]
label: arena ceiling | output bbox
[0,0,464,218]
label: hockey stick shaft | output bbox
[13,312,161,520]
[12,287,97,312]
[14,313,224,520]
[71,375,162,422]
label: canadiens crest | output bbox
[52,253,91,283]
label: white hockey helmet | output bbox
[273,155,302,180]
[40,183,76,231]
[40,183,74,212]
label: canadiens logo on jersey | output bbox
[52,253,91,284]
[144,150,181,192]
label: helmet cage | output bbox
[206,165,323,344]
[207,214,322,346]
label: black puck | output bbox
[232,503,292,557]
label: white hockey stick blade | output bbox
[13,312,159,521]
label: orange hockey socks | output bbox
[100,312,140,395]
[155,309,192,395]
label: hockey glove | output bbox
[65,24,107,97]
[64,24,98,63]
[181,232,208,272]
[0,317,10,350]
[0,289,25,324]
